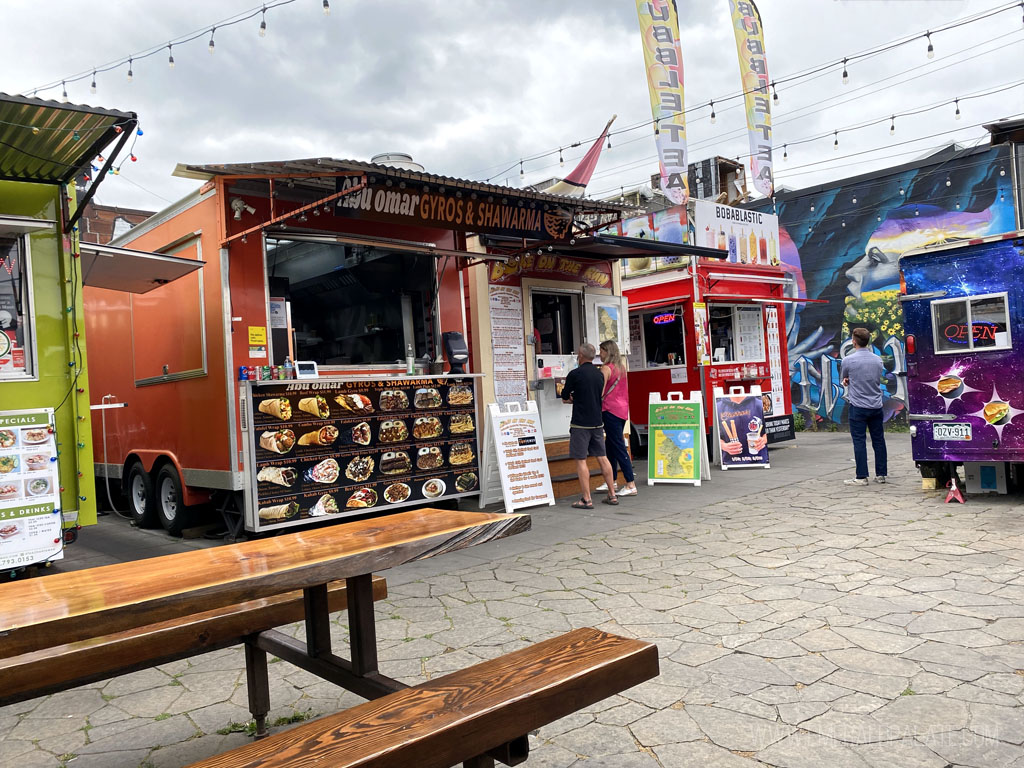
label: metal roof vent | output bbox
[369,152,424,172]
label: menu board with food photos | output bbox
[0,408,63,569]
[242,375,481,531]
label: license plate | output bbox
[934,423,972,441]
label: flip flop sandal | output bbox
[602,497,619,506]
[571,499,594,509]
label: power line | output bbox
[478,0,1024,181]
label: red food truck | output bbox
[613,200,802,452]
[84,155,624,536]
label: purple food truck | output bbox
[899,231,1024,491]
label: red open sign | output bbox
[944,322,996,345]
[652,313,676,325]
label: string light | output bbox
[954,98,961,120]
[782,144,788,161]
[771,82,778,104]
[654,119,660,136]
[208,27,216,54]
[899,186,905,196]
[323,0,330,14]
[1000,165,1006,176]
[709,100,716,124]
[852,195,857,204]
[955,200,961,209]
[607,133,612,149]
[126,58,133,82]
[841,58,849,85]
[890,116,895,136]
[1001,190,1006,202]
[90,72,97,94]
[259,7,267,37]
[945,175,952,187]
[926,31,935,59]
[559,148,564,167]
[168,44,175,68]
[833,131,839,151]
[519,161,524,180]
[61,81,68,102]
[841,219,846,227]
[810,203,815,212]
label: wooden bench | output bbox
[0,575,387,708]
[186,627,659,768]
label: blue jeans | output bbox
[848,405,887,479]
[602,411,635,484]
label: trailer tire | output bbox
[155,464,192,537]
[126,462,158,529]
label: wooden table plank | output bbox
[0,509,529,659]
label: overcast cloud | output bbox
[3,0,1021,212]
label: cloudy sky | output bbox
[3,0,1021,211]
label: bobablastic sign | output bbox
[335,175,575,241]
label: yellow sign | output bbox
[728,0,773,196]
[248,326,267,346]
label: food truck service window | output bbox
[266,238,432,367]
[932,292,1012,354]
[638,307,686,368]
[709,305,764,363]
[0,236,35,380]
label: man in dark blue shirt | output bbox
[840,327,888,485]
[561,343,618,508]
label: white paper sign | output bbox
[488,285,528,406]
[693,199,780,265]
[765,305,786,415]
[268,298,288,330]
[670,367,688,384]
[480,402,555,512]
[0,408,63,569]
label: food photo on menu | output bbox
[0,520,21,540]
[0,429,17,449]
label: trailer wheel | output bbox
[126,462,158,529]
[155,465,192,537]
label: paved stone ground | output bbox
[4,433,1024,767]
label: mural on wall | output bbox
[757,144,1016,424]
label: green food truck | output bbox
[0,94,201,575]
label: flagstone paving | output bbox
[4,433,1024,767]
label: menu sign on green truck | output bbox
[242,376,481,532]
[647,393,703,486]
[0,409,63,569]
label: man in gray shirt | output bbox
[840,327,887,486]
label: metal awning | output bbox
[580,235,729,261]
[263,229,507,261]
[0,215,56,235]
[0,94,136,184]
[79,243,204,294]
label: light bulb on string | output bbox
[852,196,857,204]
[915,206,920,216]
[126,58,133,82]
[607,134,612,149]
[1000,166,1006,176]
[323,0,331,14]
[841,58,848,85]
[833,131,839,151]
[61,81,68,102]
[209,27,216,54]
[654,119,659,136]
[1001,191,1006,202]
[810,203,815,212]
[890,116,895,136]
[899,186,905,196]
[259,7,267,37]
[771,82,778,104]
[955,200,961,209]
[954,99,961,120]
[841,219,846,228]
[782,144,788,161]
[136,127,143,136]
[926,32,934,59]
[559,148,564,167]
[519,161,524,180]
[168,44,175,68]
[945,175,951,187]
[90,72,97,94]
[709,100,716,124]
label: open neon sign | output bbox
[652,313,676,325]
[944,321,998,344]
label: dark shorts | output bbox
[569,427,606,459]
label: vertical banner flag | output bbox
[636,0,688,205]
[728,0,774,197]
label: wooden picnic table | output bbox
[0,508,532,734]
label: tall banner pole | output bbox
[727,0,774,198]
[635,0,689,206]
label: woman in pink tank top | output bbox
[598,340,637,496]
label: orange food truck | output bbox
[84,155,623,536]
[614,200,806,452]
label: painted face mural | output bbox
[756,145,1015,424]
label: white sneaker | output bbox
[618,487,638,497]
[595,483,618,493]
[875,476,887,484]
[844,478,869,486]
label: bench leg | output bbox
[244,640,271,738]
[347,574,378,676]
[463,756,495,768]
[304,584,332,658]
